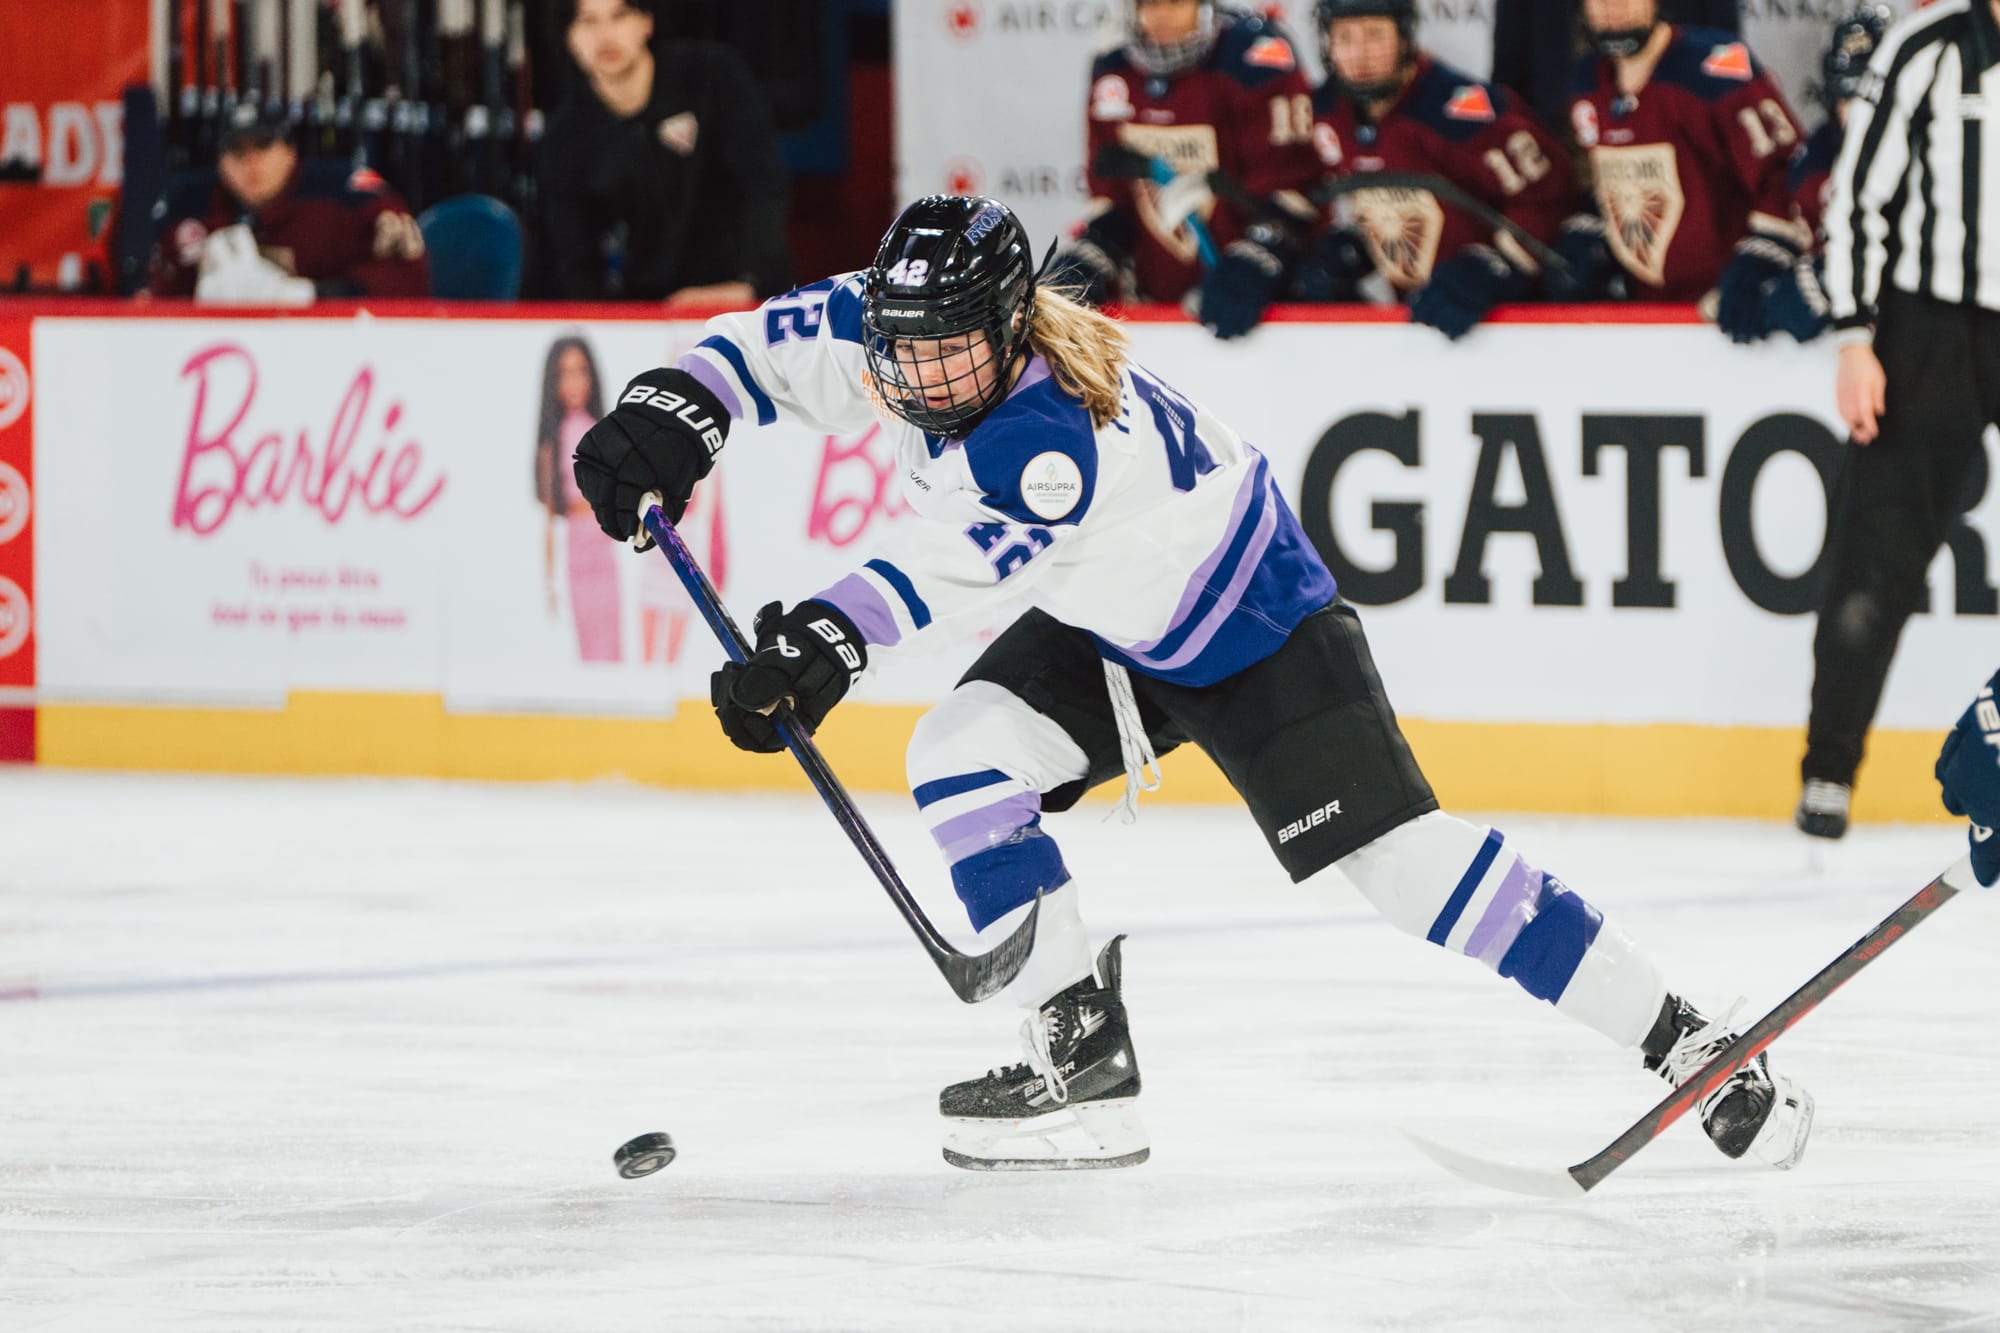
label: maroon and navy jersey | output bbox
[1568,27,1808,300]
[1791,119,1843,246]
[148,160,430,299]
[1084,13,1321,303]
[1308,56,1575,293]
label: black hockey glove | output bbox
[1760,257,1831,344]
[571,368,729,544]
[710,600,867,753]
[1198,229,1290,340]
[1409,245,1529,341]
[1289,226,1374,302]
[1714,235,1802,344]
[1043,236,1125,308]
[1936,668,2000,887]
[1543,214,1622,302]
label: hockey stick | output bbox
[1090,143,1221,268]
[1406,854,1980,1198]
[1093,143,1571,279]
[636,496,1043,1005]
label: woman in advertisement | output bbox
[535,335,621,662]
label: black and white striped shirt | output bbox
[1824,0,2000,334]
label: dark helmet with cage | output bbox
[862,195,1039,439]
[1127,0,1220,76]
[1314,0,1418,98]
[1822,5,1892,116]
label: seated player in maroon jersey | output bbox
[1044,1,1322,322]
[1547,0,1812,343]
[1232,0,1578,342]
[146,103,430,304]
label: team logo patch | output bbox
[658,111,699,155]
[1444,85,1496,122]
[173,218,209,265]
[1019,451,1084,520]
[1701,42,1753,81]
[1571,101,1599,149]
[1243,37,1296,71]
[0,346,28,431]
[1091,74,1134,121]
[346,166,386,193]
[1593,143,1684,289]
[1353,185,1445,290]
[1312,121,1342,167]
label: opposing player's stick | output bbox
[1407,854,1979,1198]
[636,497,1042,1004]
[1090,143,1221,268]
[1093,143,1572,279]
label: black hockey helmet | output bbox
[862,195,1038,438]
[1314,0,1418,96]
[1822,5,1892,115]
[1128,0,1220,77]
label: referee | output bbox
[1800,0,2000,839]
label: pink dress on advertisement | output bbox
[559,409,622,662]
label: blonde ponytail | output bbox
[1027,285,1131,429]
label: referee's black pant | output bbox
[1803,288,2000,786]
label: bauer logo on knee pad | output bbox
[1276,798,1343,844]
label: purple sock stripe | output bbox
[929,792,1043,860]
[1426,828,1504,946]
[814,572,902,648]
[675,350,745,422]
[1463,857,1539,966]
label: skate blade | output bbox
[1749,1078,1815,1170]
[941,1099,1149,1172]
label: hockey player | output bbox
[1937,669,2000,889]
[1047,1,1321,321]
[571,195,1815,1173]
[146,103,430,303]
[1548,0,1812,343]
[1234,0,1577,341]
[1759,7,1895,344]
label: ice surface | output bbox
[3,769,1996,1331]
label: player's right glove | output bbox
[1289,226,1374,302]
[1936,668,2000,887]
[1542,214,1621,302]
[1715,234,1803,344]
[1198,228,1289,339]
[1409,245,1530,341]
[571,368,730,544]
[711,600,868,753]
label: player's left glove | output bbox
[1197,226,1290,340]
[571,368,730,545]
[1935,668,2000,887]
[1714,235,1803,344]
[1409,245,1529,341]
[1762,258,1831,344]
[711,600,867,753]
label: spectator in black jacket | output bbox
[541,0,791,306]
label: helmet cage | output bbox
[1128,1,1219,76]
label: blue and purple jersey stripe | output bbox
[1096,457,1337,688]
[815,559,932,649]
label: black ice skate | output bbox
[1795,779,1851,840]
[1644,996,1814,1168]
[940,934,1148,1170]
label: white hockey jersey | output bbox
[675,274,1335,688]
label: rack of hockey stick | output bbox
[161,0,541,218]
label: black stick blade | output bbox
[941,890,1042,1003]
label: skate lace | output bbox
[1103,661,1161,825]
[1801,780,1850,816]
[1659,998,1746,1089]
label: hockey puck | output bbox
[613,1131,677,1179]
